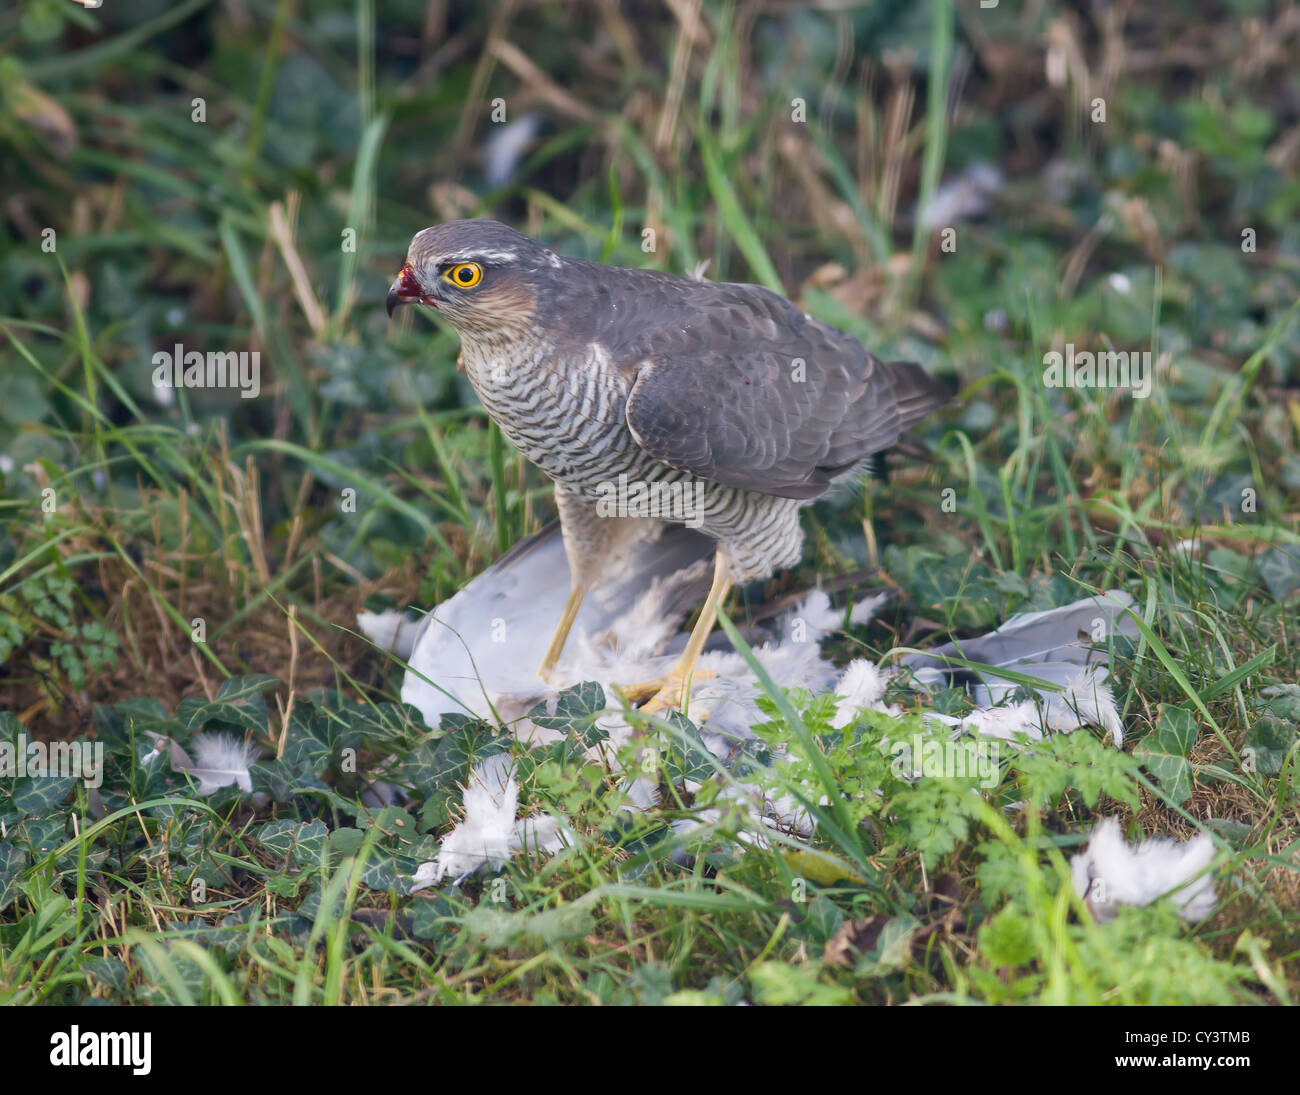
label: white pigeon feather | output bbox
[832,659,899,727]
[1071,817,1217,923]
[412,753,575,888]
[1043,667,1125,746]
[187,732,255,795]
[392,520,1149,889]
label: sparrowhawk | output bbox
[388,219,949,709]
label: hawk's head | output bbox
[387,219,561,336]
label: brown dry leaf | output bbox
[826,876,967,970]
[823,914,889,969]
[11,77,77,159]
[919,872,967,938]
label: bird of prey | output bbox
[388,220,949,710]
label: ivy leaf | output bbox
[658,709,717,785]
[1261,684,1300,722]
[528,682,608,750]
[280,704,363,778]
[410,889,460,941]
[329,827,365,861]
[252,819,330,869]
[11,814,67,856]
[215,675,281,703]
[853,914,920,977]
[110,697,181,739]
[747,960,853,1006]
[82,956,128,993]
[320,697,424,752]
[1242,715,1297,778]
[1134,705,1198,804]
[249,757,332,805]
[1258,544,1300,602]
[11,774,78,816]
[0,841,30,912]
[358,852,410,893]
[177,675,277,734]
[361,805,417,848]
[403,720,509,797]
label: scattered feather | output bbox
[183,733,255,795]
[482,111,540,186]
[356,609,424,660]
[516,813,574,857]
[848,592,889,627]
[411,753,574,888]
[1044,667,1125,746]
[954,700,1043,742]
[394,522,1142,884]
[420,753,519,885]
[1071,817,1217,923]
[832,659,898,727]
[918,162,1003,230]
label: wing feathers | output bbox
[607,273,948,499]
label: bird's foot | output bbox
[622,668,716,714]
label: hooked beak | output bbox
[386,262,436,317]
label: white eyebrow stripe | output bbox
[444,249,518,263]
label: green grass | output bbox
[2,0,1299,1005]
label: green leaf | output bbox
[10,774,78,816]
[528,682,608,749]
[1014,732,1141,810]
[1201,645,1275,702]
[358,851,409,893]
[978,903,1038,968]
[279,704,363,778]
[112,696,182,738]
[252,819,330,869]
[402,719,509,797]
[1134,705,1198,804]
[1258,544,1300,602]
[747,961,852,1006]
[657,710,718,785]
[1242,715,1297,778]
[1262,684,1300,722]
[82,956,128,993]
[855,915,920,977]
[177,675,276,734]
[328,827,365,861]
[0,841,30,912]
[891,780,970,867]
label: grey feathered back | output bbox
[537,263,950,500]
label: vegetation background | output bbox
[1,0,1298,1005]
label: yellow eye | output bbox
[443,262,483,289]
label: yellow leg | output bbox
[537,584,590,680]
[638,557,732,713]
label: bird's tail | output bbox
[884,359,953,433]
